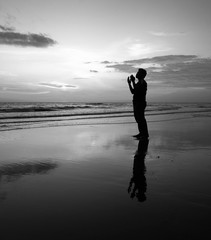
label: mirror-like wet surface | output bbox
[0,116,211,239]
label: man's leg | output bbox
[138,118,149,138]
[137,104,149,138]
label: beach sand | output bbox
[0,114,211,239]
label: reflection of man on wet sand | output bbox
[128,139,149,202]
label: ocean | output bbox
[0,102,211,131]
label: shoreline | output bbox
[1,102,211,132]
[1,108,211,132]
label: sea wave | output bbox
[0,102,111,113]
[0,102,211,131]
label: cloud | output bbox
[0,25,57,47]
[90,70,98,73]
[73,77,89,80]
[124,55,197,65]
[39,82,78,89]
[149,31,187,37]
[0,86,49,95]
[106,63,136,73]
[106,55,198,73]
[0,81,78,95]
[101,61,113,64]
[0,24,15,31]
[128,43,154,57]
[101,38,172,61]
[105,55,211,89]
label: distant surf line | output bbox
[0,108,211,121]
[1,112,210,132]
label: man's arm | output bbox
[127,77,134,94]
[130,75,136,89]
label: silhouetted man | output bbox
[127,68,149,139]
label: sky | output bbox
[0,0,211,102]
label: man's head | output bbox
[136,68,147,80]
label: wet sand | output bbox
[0,114,211,239]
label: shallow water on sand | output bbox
[0,116,211,239]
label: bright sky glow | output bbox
[0,0,211,102]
